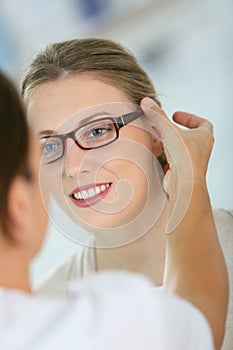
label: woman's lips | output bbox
[69,183,112,208]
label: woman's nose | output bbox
[63,139,89,178]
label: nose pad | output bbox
[63,140,88,178]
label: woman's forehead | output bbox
[26,78,137,134]
[26,73,130,107]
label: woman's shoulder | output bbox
[213,208,233,350]
[34,246,93,297]
[213,208,233,226]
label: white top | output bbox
[35,208,233,349]
[1,271,213,350]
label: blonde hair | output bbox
[21,38,161,106]
[21,38,166,167]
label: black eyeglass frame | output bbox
[40,108,144,164]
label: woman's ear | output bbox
[151,136,169,173]
[141,97,169,173]
[151,135,163,157]
[6,176,31,243]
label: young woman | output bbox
[0,69,218,349]
[21,38,228,349]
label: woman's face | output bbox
[26,74,164,241]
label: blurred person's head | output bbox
[0,71,47,270]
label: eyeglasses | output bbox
[40,108,144,164]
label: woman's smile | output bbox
[70,182,112,208]
[28,74,163,231]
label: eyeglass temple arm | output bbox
[116,107,144,127]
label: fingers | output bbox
[140,97,213,136]
[141,97,161,111]
[140,97,213,234]
[140,97,175,140]
[173,111,213,134]
[141,97,169,123]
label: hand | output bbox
[140,97,214,232]
[140,98,228,350]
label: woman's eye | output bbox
[89,127,109,137]
[78,120,115,147]
[44,143,58,154]
[40,139,61,155]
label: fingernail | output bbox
[141,97,156,110]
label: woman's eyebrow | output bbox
[39,130,56,136]
[38,111,115,136]
[78,111,114,125]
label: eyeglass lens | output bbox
[40,118,117,164]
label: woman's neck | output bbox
[96,204,168,286]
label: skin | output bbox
[27,74,167,284]
[0,133,48,293]
[26,75,228,348]
[142,98,228,349]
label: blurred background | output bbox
[0,0,232,284]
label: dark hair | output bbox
[0,70,30,232]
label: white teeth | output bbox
[100,185,106,192]
[73,192,82,200]
[73,184,110,200]
[82,190,88,199]
[88,188,96,198]
[95,187,101,195]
